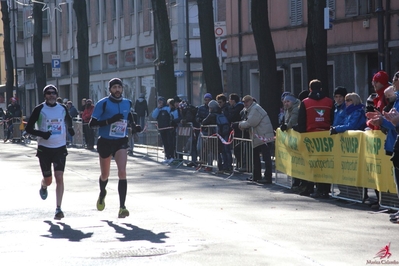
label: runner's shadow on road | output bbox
[41,220,93,242]
[102,220,169,243]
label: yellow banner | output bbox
[275,129,397,193]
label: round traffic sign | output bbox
[215,27,224,36]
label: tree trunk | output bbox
[151,0,176,99]
[1,0,14,101]
[251,0,279,128]
[73,0,90,101]
[306,0,328,94]
[33,1,46,102]
[197,0,223,97]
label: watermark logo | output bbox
[375,243,392,259]
[366,243,399,265]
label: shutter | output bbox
[290,0,303,26]
[327,0,336,19]
[345,0,359,17]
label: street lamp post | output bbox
[185,0,191,103]
[12,0,18,100]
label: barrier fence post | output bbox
[72,118,84,148]
[175,122,193,168]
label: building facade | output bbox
[14,0,226,115]
[226,0,399,103]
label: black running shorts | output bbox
[36,145,68,177]
[97,137,129,158]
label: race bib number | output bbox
[47,119,63,135]
[109,120,127,137]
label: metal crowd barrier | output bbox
[197,125,219,171]
[231,134,253,176]
[145,121,162,162]
[331,185,364,203]
[12,117,22,142]
[380,191,399,210]
[274,171,293,189]
[72,118,84,147]
[174,123,193,168]
[0,118,4,140]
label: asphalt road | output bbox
[0,141,398,266]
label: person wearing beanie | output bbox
[366,71,390,130]
[152,96,175,164]
[25,84,75,220]
[89,77,140,219]
[202,99,232,172]
[333,86,348,127]
[280,93,300,131]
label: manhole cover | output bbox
[102,247,173,258]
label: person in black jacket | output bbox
[134,93,148,129]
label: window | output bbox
[42,11,49,34]
[17,11,24,40]
[289,0,303,26]
[138,0,143,12]
[291,64,303,97]
[345,0,375,17]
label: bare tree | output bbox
[306,0,328,94]
[197,0,223,97]
[33,0,46,101]
[1,0,13,100]
[73,0,90,101]
[251,0,279,128]
[151,0,176,98]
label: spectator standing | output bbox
[383,105,399,222]
[180,100,199,165]
[366,71,390,130]
[66,101,78,145]
[279,93,301,190]
[82,99,95,150]
[228,93,245,169]
[239,95,274,183]
[25,85,75,220]
[4,97,22,142]
[134,93,148,129]
[295,79,334,197]
[332,86,348,127]
[196,93,212,166]
[202,100,232,173]
[89,78,137,219]
[152,96,174,164]
[79,98,86,116]
[280,93,300,131]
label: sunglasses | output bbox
[45,91,57,95]
[345,99,352,102]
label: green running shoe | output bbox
[96,190,107,211]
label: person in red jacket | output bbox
[82,99,95,150]
[366,71,390,130]
[295,79,334,198]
